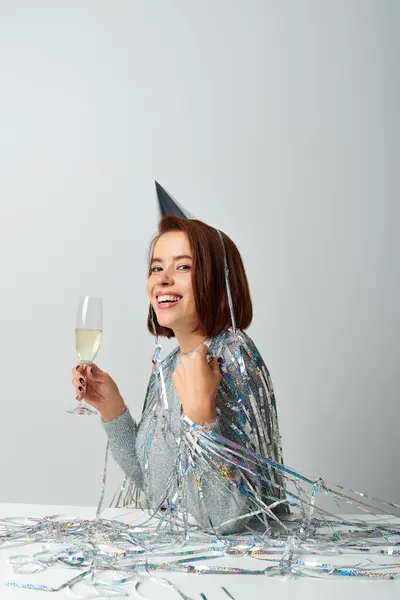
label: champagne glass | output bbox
[67,296,103,415]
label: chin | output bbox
[155,313,175,329]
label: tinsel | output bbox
[1,228,399,597]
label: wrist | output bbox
[183,406,216,426]
[183,413,219,434]
[101,398,127,423]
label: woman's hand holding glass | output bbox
[71,363,127,422]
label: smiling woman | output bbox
[147,216,252,347]
[147,230,200,351]
[71,213,290,534]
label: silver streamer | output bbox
[1,230,399,597]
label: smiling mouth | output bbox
[156,295,183,309]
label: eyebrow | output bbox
[151,254,192,264]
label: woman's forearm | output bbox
[183,417,253,534]
[101,407,143,487]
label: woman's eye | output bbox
[150,265,190,273]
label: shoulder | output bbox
[145,346,180,382]
[142,344,179,413]
[144,344,180,387]
[209,327,260,360]
[211,328,270,381]
[161,345,180,369]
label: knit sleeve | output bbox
[101,407,144,489]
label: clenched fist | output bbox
[172,343,222,425]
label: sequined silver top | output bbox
[102,328,290,534]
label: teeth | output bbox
[158,295,182,303]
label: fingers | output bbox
[209,358,222,381]
[191,344,211,365]
[194,343,209,356]
[87,364,105,381]
[71,363,87,398]
[172,367,182,382]
[72,365,86,383]
[71,375,102,409]
[208,358,219,372]
[76,362,88,376]
[71,363,101,401]
[71,377,85,400]
[72,363,84,377]
[72,363,104,381]
[183,346,217,369]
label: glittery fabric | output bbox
[102,327,290,534]
[2,222,400,597]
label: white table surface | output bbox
[0,503,399,600]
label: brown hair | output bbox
[147,216,253,338]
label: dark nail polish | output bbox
[76,364,80,370]
[78,386,83,391]
[79,377,84,384]
[217,356,223,364]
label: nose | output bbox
[156,267,174,287]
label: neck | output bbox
[173,326,208,355]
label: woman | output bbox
[71,216,290,534]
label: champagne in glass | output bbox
[67,296,103,415]
[75,328,102,364]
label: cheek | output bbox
[183,288,194,307]
[185,289,196,311]
[185,277,195,297]
[146,279,152,299]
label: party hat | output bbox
[155,181,195,219]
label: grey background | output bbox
[0,0,398,509]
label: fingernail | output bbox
[79,377,84,384]
[78,386,83,391]
[76,364,80,370]
[217,356,223,364]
